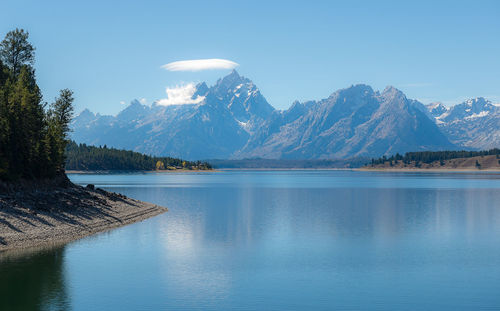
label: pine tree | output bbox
[0,29,35,76]
[46,89,74,174]
[5,65,44,178]
[0,60,9,178]
[0,29,74,180]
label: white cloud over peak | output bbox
[156,83,205,106]
[162,59,238,72]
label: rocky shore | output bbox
[0,175,166,252]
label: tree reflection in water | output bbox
[0,245,70,310]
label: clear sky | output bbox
[1,0,499,114]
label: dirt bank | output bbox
[0,175,166,252]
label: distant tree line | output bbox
[370,149,500,166]
[208,158,368,169]
[0,29,74,181]
[65,141,212,171]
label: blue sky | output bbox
[1,0,499,114]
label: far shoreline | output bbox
[67,168,356,172]
[66,169,217,174]
[67,168,500,173]
[358,168,500,173]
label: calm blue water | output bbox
[2,170,500,310]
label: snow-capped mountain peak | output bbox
[425,97,500,149]
[426,102,448,118]
[71,71,500,160]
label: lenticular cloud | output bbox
[162,59,238,72]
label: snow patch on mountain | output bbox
[425,97,500,149]
[71,70,499,160]
[465,110,489,120]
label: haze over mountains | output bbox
[71,70,500,160]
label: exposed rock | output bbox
[236,85,454,159]
[426,98,500,149]
[0,175,166,251]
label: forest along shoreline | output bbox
[0,29,167,252]
[362,150,500,172]
[0,175,166,252]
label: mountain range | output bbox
[426,98,500,149]
[71,70,500,160]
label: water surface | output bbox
[1,170,500,310]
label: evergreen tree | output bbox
[46,89,74,174]
[369,149,500,168]
[0,60,9,178]
[0,29,74,181]
[0,29,35,76]
[65,141,212,171]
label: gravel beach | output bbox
[0,176,166,252]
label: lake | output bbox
[2,170,500,310]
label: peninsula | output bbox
[0,176,166,251]
[0,29,166,252]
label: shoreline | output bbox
[66,167,500,173]
[68,168,356,172]
[66,169,216,174]
[358,168,500,172]
[218,168,354,171]
[0,178,167,252]
[362,154,500,172]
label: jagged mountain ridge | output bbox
[424,98,500,149]
[235,85,454,159]
[71,71,275,159]
[71,70,497,160]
